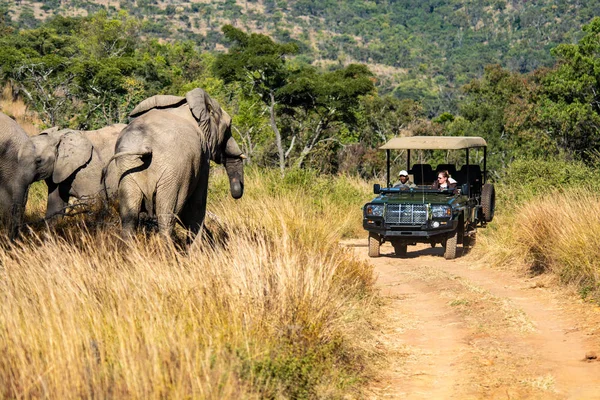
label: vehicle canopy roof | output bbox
[379,136,487,150]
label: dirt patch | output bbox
[344,240,600,399]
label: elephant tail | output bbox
[101,148,152,202]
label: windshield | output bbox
[382,185,456,194]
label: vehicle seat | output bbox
[436,164,457,178]
[458,165,482,194]
[410,164,435,185]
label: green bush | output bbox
[496,158,599,208]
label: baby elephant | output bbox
[31,124,126,219]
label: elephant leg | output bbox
[118,179,143,240]
[9,203,23,241]
[157,213,176,242]
[180,161,210,245]
[0,186,11,236]
[7,182,30,240]
[155,190,178,242]
[46,181,70,221]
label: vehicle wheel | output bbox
[394,243,407,257]
[481,183,495,222]
[444,230,458,260]
[368,232,380,258]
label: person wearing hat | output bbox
[394,170,416,189]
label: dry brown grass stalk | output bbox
[0,86,43,135]
[474,188,600,299]
[0,168,377,398]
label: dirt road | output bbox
[343,240,600,399]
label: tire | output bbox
[368,232,380,258]
[481,183,495,223]
[444,229,458,260]
[394,243,407,257]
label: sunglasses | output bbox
[437,176,445,180]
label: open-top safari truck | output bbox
[363,136,495,259]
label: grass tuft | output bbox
[0,167,377,398]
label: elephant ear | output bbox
[185,88,211,123]
[186,88,216,152]
[129,95,186,119]
[186,88,233,159]
[52,131,93,184]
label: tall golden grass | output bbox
[475,188,600,299]
[0,168,377,398]
[0,86,42,135]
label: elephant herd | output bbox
[0,88,245,244]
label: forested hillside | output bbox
[1,3,600,179]
[5,0,600,113]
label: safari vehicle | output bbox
[363,136,495,259]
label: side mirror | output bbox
[373,184,381,194]
[461,183,469,196]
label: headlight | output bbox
[431,205,451,218]
[365,204,384,217]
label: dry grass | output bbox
[474,188,600,300]
[0,86,43,135]
[0,168,377,398]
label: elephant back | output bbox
[83,124,127,164]
[130,95,186,119]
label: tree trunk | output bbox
[295,119,324,169]
[269,91,285,175]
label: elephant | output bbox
[0,111,37,239]
[31,124,127,219]
[107,88,244,242]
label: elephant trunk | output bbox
[224,157,244,199]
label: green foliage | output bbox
[534,17,600,158]
[8,0,600,115]
[215,26,376,172]
[0,12,214,128]
[214,24,298,98]
[458,64,559,177]
[497,158,600,207]
[5,8,600,180]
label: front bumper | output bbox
[363,219,458,239]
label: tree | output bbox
[535,17,600,158]
[213,25,297,174]
[277,63,375,168]
[459,64,544,174]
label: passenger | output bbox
[394,170,416,189]
[433,170,457,190]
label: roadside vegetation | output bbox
[0,168,376,398]
[474,159,600,301]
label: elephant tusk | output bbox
[240,154,247,159]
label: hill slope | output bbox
[5,0,598,108]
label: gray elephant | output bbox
[0,112,37,239]
[31,124,126,219]
[107,88,244,241]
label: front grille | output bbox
[385,204,428,225]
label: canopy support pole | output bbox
[386,150,391,187]
[483,146,487,184]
